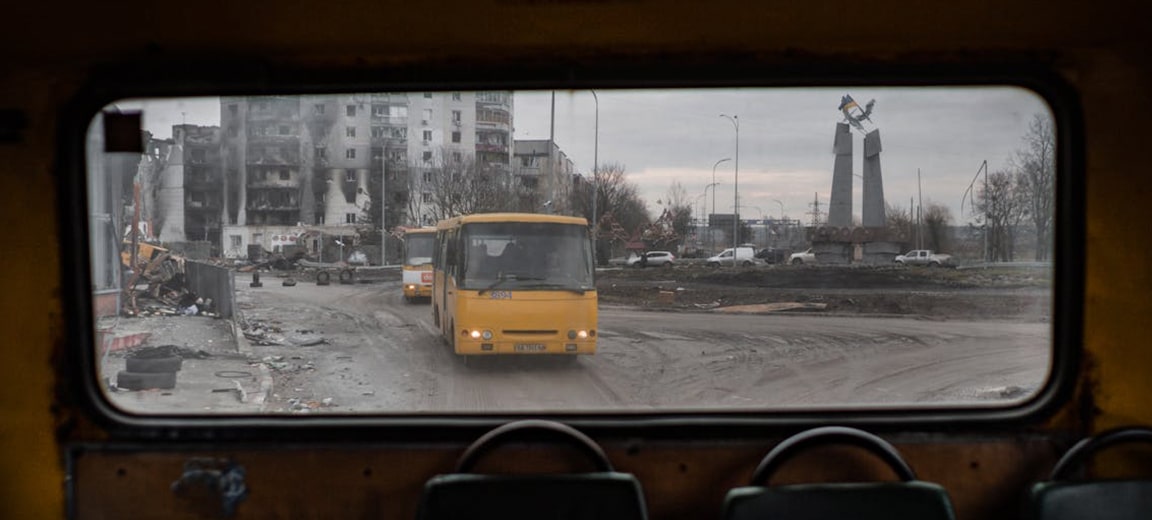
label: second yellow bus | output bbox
[401,227,437,302]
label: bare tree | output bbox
[922,202,953,252]
[976,169,1027,261]
[885,202,914,244]
[570,162,650,263]
[1013,114,1056,261]
[661,180,692,242]
[408,148,529,225]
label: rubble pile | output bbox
[122,250,220,318]
[241,318,329,347]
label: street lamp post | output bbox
[710,158,731,253]
[590,90,599,266]
[720,114,739,266]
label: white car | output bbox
[706,247,759,267]
[626,251,675,268]
[789,248,816,265]
[894,249,954,267]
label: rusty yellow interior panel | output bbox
[1,0,1152,518]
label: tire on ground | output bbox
[116,370,177,390]
[125,355,182,373]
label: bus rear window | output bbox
[85,87,1060,416]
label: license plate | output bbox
[514,343,546,352]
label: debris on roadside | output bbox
[288,336,328,346]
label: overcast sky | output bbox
[118,87,1050,225]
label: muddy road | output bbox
[237,277,1049,414]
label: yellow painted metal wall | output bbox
[2,0,1151,517]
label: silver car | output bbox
[626,251,675,268]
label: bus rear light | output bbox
[481,330,493,340]
[469,330,482,339]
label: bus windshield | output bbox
[461,222,593,291]
[405,234,435,266]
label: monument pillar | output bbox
[827,122,853,228]
[862,129,885,227]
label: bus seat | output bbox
[416,420,648,520]
[1030,427,1152,520]
[723,426,956,520]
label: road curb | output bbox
[230,306,274,408]
[249,362,273,409]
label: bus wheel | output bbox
[338,269,354,284]
[316,271,331,285]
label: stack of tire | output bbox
[117,345,183,391]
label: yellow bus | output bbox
[401,227,437,303]
[432,213,597,356]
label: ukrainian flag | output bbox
[838,94,859,111]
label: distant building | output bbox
[513,139,575,215]
[213,92,514,260]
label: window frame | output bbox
[58,61,1084,440]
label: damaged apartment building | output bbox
[144,91,584,264]
[216,92,516,262]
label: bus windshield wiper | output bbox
[519,283,587,295]
[478,273,541,294]
[479,276,511,295]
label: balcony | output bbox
[476,143,508,154]
[248,154,300,166]
[373,116,407,126]
[186,199,221,211]
[247,133,299,144]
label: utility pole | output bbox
[910,196,916,250]
[917,168,923,250]
[549,91,555,213]
[387,144,391,266]
[720,114,739,267]
[591,90,598,265]
[982,160,989,262]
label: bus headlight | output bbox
[481,330,493,340]
[568,330,590,339]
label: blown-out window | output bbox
[89,86,1063,418]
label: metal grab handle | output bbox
[750,426,916,485]
[1050,427,1152,480]
[455,420,614,473]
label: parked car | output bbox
[706,246,759,267]
[755,247,790,264]
[894,249,954,267]
[626,251,675,268]
[789,248,816,265]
